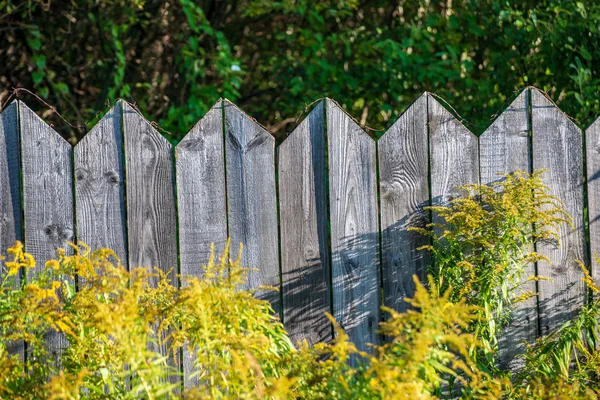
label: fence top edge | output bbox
[3,86,596,146]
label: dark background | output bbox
[1,0,598,143]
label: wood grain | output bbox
[479,91,530,184]
[279,101,331,346]
[428,94,479,223]
[327,99,380,353]
[378,94,429,315]
[122,103,180,385]
[428,94,478,398]
[176,101,227,279]
[0,101,24,359]
[532,89,587,335]
[20,102,74,369]
[479,90,536,369]
[224,100,280,313]
[0,101,23,262]
[74,102,127,263]
[587,116,600,292]
[20,103,74,265]
[123,103,178,278]
[176,101,228,388]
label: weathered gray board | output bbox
[0,102,22,260]
[4,90,600,379]
[327,100,380,353]
[479,90,537,370]
[587,116,600,288]
[75,102,127,263]
[224,100,280,312]
[378,94,429,316]
[428,94,479,218]
[20,102,74,369]
[427,94,479,398]
[279,101,331,346]
[531,89,587,335]
[123,103,178,280]
[176,101,228,278]
[176,101,228,388]
[20,103,74,265]
[122,103,180,384]
[0,101,23,359]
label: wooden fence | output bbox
[0,87,599,381]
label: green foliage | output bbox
[0,241,295,399]
[1,1,600,142]
[3,170,600,399]
[511,258,600,396]
[286,277,506,399]
[413,170,570,370]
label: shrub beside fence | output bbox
[0,87,597,384]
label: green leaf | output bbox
[27,38,42,51]
[32,71,44,84]
[32,54,46,69]
[580,47,592,61]
[54,82,69,94]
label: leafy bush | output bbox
[0,241,295,399]
[513,258,600,396]
[412,170,570,370]
[2,170,600,399]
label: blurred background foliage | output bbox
[1,0,599,143]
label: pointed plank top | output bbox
[122,101,172,147]
[381,93,428,141]
[18,101,71,146]
[76,102,124,147]
[223,100,274,150]
[325,98,377,141]
[426,93,476,138]
[177,100,223,149]
[531,88,579,131]
[280,101,324,148]
[481,89,529,137]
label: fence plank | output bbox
[176,101,227,279]
[532,89,587,335]
[480,91,530,184]
[176,101,227,388]
[378,94,429,315]
[479,90,536,369]
[587,117,600,289]
[4,93,598,379]
[0,101,23,260]
[327,100,380,353]
[74,102,127,263]
[0,101,24,359]
[224,100,280,312]
[20,102,74,367]
[428,94,479,219]
[123,103,179,383]
[123,103,178,278]
[20,103,74,265]
[279,101,331,346]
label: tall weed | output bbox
[1,170,600,399]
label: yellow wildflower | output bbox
[5,261,20,277]
[45,259,61,270]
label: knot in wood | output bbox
[75,167,88,182]
[303,247,318,261]
[44,224,73,244]
[103,170,120,186]
[181,137,205,151]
